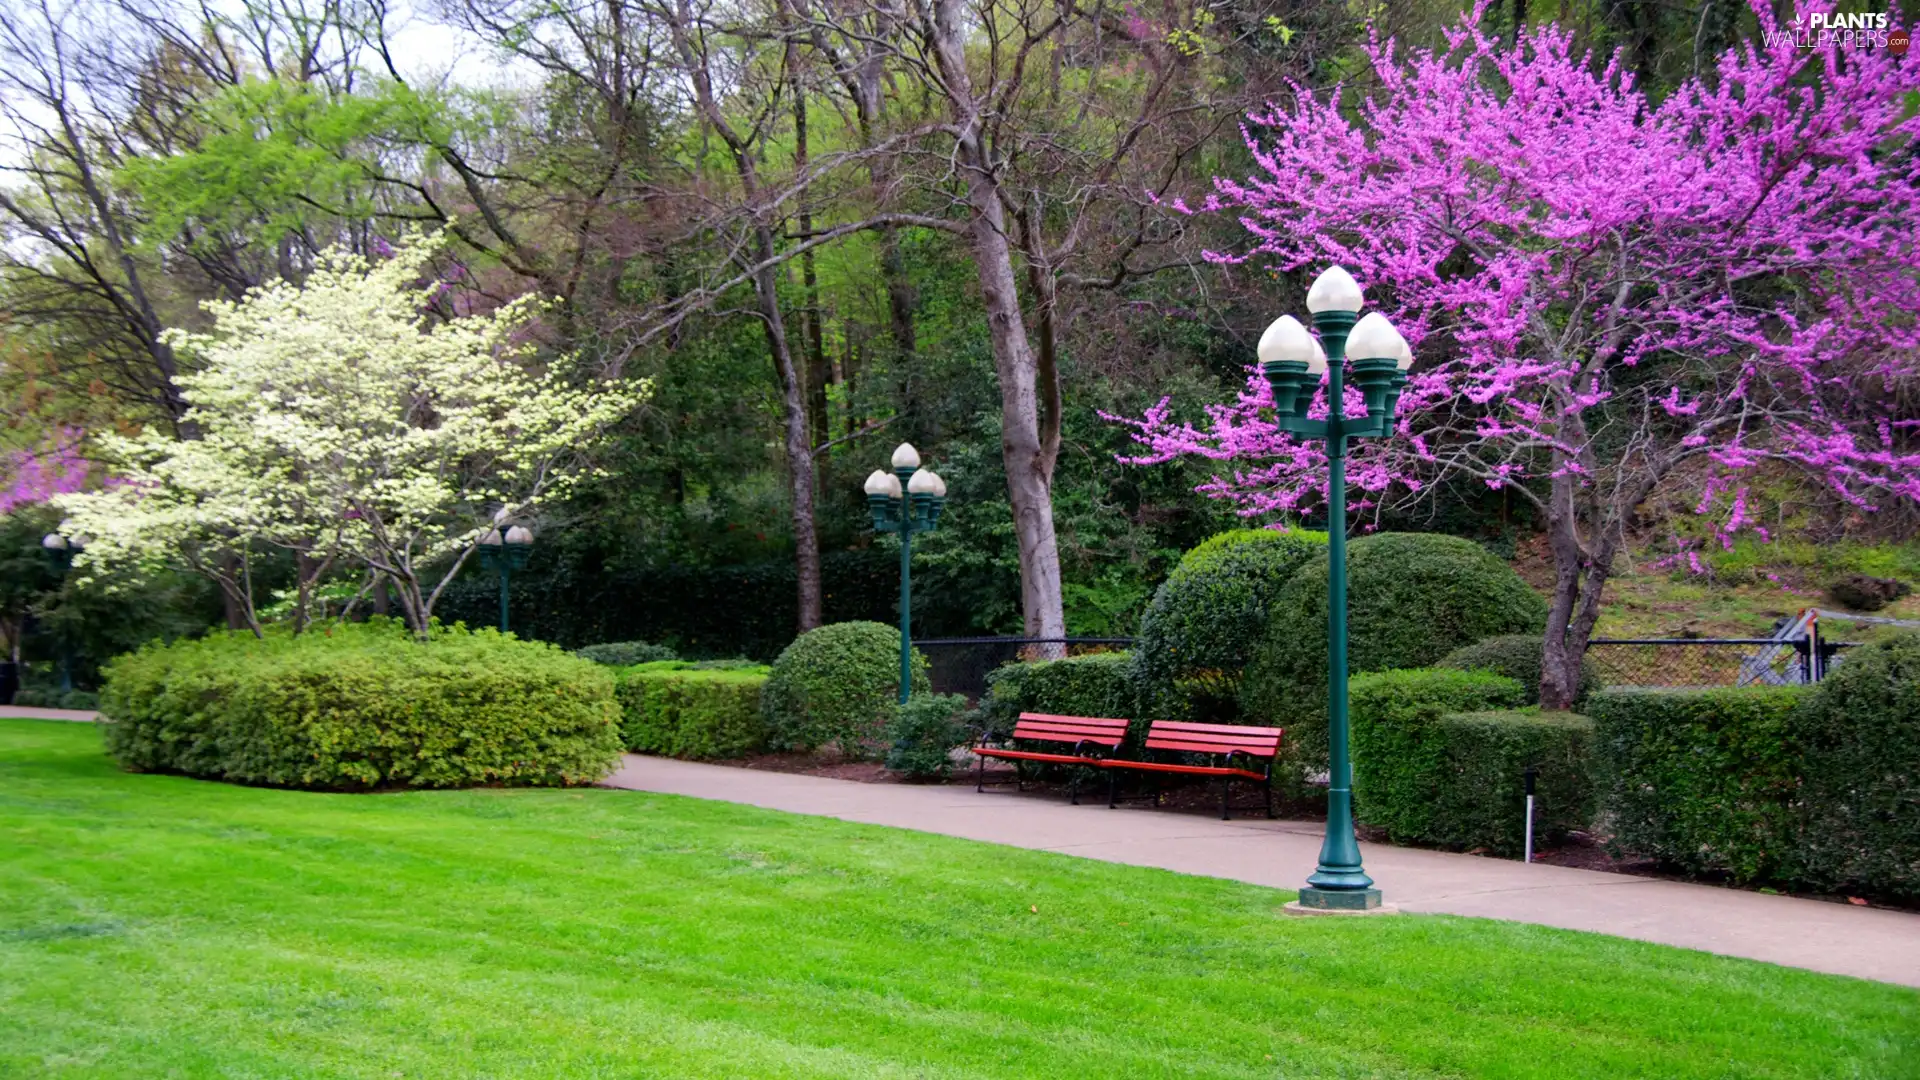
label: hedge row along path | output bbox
[603,754,1920,987]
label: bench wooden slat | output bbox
[1008,713,1129,747]
[1150,720,1283,737]
[1142,738,1281,757]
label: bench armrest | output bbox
[1072,738,1112,760]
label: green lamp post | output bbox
[863,443,947,704]
[477,518,534,634]
[1260,266,1414,913]
[40,527,83,693]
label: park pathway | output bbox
[603,755,1920,988]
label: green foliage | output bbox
[1132,528,1327,720]
[762,622,928,757]
[886,693,976,780]
[1440,634,1602,708]
[615,661,771,759]
[1243,532,1549,783]
[1588,687,1809,883]
[1350,669,1556,854]
[99,620,622,789]
[576,640,678,666]
[981,651,1139,738]
[8,688,100,710]
[1793,635,1920,902]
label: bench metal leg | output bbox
[976,750,986,793]
[1221,776,1233,821]
[1107,769,1118,809]
[1069,769,1081,806]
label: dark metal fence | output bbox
[917,637,1133,701]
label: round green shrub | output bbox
[576,640,678,666]
[1440,634,1602,708]
[1793,633,1920,903]
[100,620,622,789]
[886,693,976,780]
[1241,532,1548,788]
[1132,528,1327,720]
[762,621,929,757]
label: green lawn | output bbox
[2,719,1915,1079]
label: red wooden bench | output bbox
[972,712,1130,805]
[1101,720,1283,820]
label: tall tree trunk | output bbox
[793,78,832,450]
[928,0,1066,643]
[753,230,824,632]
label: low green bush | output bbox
[1588,686,1809,883]
[1131,529,1326,721]
[1352,669,1583,856]
[9,688,100,710]
[615,661,771,759]
[762,621,928,758]
[101,621,622,789]
[1793,635,1920,902]
[982,651,1138,739]
[1440,634,1602,708]
[1243,532,1548,786]
[886,693,976,780]
[576,640,678,666]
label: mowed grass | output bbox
[1,720,1915,1080]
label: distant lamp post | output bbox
[1260,265,1413,914]
[40,527,84,693]
[477,516,534,634]
[863,443,946,704]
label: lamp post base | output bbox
[1292,886,1387,912]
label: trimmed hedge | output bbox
[762,621,929,758]
[1588,686,1809,883]
[615,661,771,759]
[1131,528,1326,721]
[982,651,1139,739]
[1793,635,1920,901]
[9,688,101,710]
[1440,634,1602,708]
[1352,669,1577,856]
[100,621,622,789]
[1243,532,1548,783]
[886,693,975,780]
[577,640,678,666]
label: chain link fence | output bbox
[1584,638,1858,689]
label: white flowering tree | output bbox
[58,233,644,638]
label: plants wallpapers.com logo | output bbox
[1764,10,1911,51]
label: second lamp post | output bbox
[477,518,534,634]
[863,443,947,704]
[1259,265,1413,913]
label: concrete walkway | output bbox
[0,706,99,722]
[603,755,1920,987]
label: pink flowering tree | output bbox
[1,430,90,516]
[1114,5,1920,709]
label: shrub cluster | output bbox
[886,693,976,780]
[981,651,1138,739]
[9,688,101,710]
[762,621,928,758]
[1242,532,1548,784]
[101,621,623,789]
[615,660,771,759]
[1351,669,1592,856]
[577,640,678,666]
[1791,635,1920,901]
[1440,634,1602,708]
[1130,528,1326,721]
[1588,686,1809,883]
